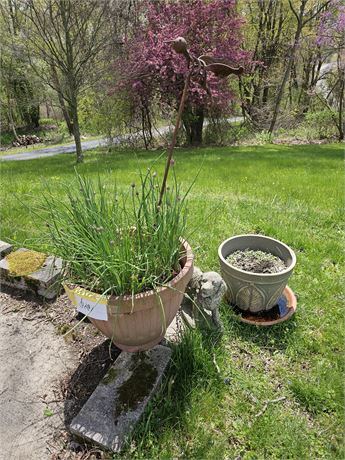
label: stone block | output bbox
[0,241,13,259]
[70,345,172,452]
[0,248,63,299]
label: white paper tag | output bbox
[75,295,108,320]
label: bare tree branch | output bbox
[19,0,110,163]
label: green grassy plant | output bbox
[39,167,189,296]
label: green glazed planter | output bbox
[218,234,296,313]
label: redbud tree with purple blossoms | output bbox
[317,0,345,49]
[115,0,249,146]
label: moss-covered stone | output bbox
[102,367,118,385]
[6,250,46,277]
[69,345,171,453]
[114,353,158,416]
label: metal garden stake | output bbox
[158,36,243,207]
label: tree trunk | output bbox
[7,94,19,142]
[66,106,74,136]
[71,97,83,163]
[268,43,301,133]
[57,92,74,136]
[183,107,204,145]
[140,98,153,149]
[29,104,40,128]
[268,0,307,133]
[51,66,74,135]
[262,85,269,105]
[9,112,19,142]
[337,76,344,141]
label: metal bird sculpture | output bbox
[167,37,191,64]
[166,38,244,79]
[170,37,188,55]
[158,37,244,206]
[198,54,244,78]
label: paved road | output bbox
[1,138,109,161]
[1,117,243,161]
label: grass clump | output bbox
[40,167,189,296]
[6,250,46,276]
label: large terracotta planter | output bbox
[64,240,193,352]
[219,234,296,313]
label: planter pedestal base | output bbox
[114,335,163,353]
[230,286,297,326]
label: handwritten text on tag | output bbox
[75,295,108,320]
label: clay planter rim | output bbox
[64,239,193,315]
[218,234,296,278]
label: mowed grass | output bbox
[0,143,343,458]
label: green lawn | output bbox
[0,143,343,458]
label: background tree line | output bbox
[0,0,343,162]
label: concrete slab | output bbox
[70,345,171,452]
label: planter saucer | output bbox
[231,286,297,326]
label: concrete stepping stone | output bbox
[0,241,13,259]
[0,248,63,299]
[69,344,172,452]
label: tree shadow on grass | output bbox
[2,143,342,181]
[221,301,298,352]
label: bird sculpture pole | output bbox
[158,38,192,207]
[158,37,243,207]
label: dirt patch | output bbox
[227,249,286,274]
[0,286,119,459]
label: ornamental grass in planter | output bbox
[42,168,194,352]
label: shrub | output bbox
[203,119,251,145]
[254,129,273,144]
[304,110,338,139]
[39,117,57,127]
[0,131,16,146]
